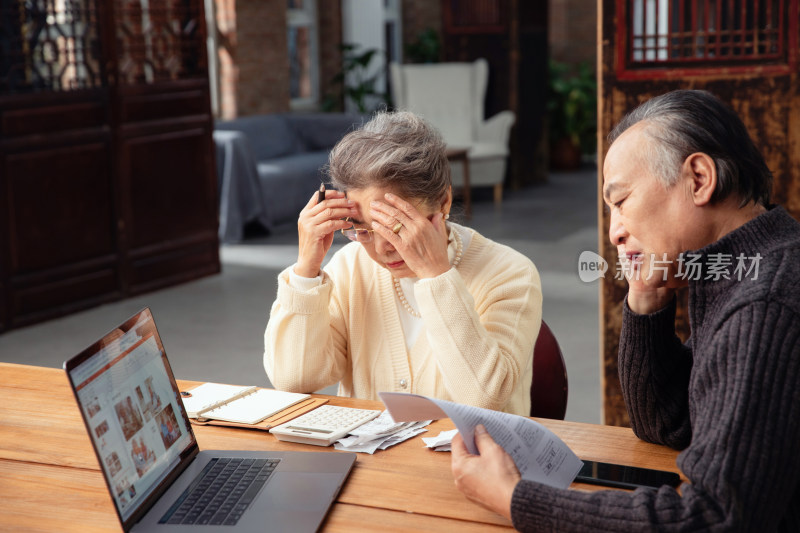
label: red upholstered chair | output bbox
[530,321,569,420]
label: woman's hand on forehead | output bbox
[370,192,451,278]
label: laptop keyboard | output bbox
[159,457,280,526]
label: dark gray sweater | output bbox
[511,206,800,532]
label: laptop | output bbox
[64,307,356,532]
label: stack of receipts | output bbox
[333,411,431,454]
[379,392,583,490]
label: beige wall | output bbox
[215,0,342,118]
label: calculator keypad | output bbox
[270,405,381,446]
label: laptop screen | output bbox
[65,308,196,524]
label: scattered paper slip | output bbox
[379,392,583,490]
[423,429,459,451]
[333,411,431,454]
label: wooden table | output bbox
[0,363,684,532]
[446,147,472,219]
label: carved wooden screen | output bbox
[599,0,800,426]
[0,0,218,331]
[114,0,207,85]
[0,0,103,93]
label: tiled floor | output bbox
[0,166,602,423]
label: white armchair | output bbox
[389,58,515,206]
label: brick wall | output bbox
[215,0,237,118]
[214,0,291,118]
[237,0,290,115]
[549,0,597,71]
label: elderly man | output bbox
[451,90,800,531]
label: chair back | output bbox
[389,59,488,146]
[530,321,568,420]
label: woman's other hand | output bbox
[451,425,519,521]
[295,188,356,278]
[369,192,450,279]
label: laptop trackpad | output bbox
[262,473,343,510]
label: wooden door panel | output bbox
[118,85,210,123]
[126,240,219,294]
[111,0,219,294]
[5,143,115,273]
[0,101,107,138]
[120,126,215,249]
[0,0,217,331]
[11,267,120,328]
[0,86,118,331]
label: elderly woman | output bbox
[263,111,541,415]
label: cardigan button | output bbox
[399,379,407,389]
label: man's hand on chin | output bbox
[624,251,687,315]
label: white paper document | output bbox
[379,392,583,489]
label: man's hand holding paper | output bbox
[379,392,582,489]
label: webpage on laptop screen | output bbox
[68,313,194,521]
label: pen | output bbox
[318,183,326,202]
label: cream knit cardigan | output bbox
[264,227,542,415]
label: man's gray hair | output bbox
[327,110,451,205]
[609,90,772,207]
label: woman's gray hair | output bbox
[327,110,451,205]
[609,90,772,207]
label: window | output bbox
[340,0,401,111]
[618,0,797,78]
[383,0,401,102]
[287,0,319,109]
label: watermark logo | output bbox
[578,251,608,282]
[577,251,761,282]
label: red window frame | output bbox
[615,0,798,79]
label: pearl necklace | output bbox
[393,228,463,318]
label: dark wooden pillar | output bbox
[441,0,548,189]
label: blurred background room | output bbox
[2,0,797,427]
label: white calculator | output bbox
[269,405,382,446]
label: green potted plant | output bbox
[404,28,441,64]
[546,60,597,170]
[322,43,388,113]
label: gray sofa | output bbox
[214,112,365,243]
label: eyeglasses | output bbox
[340,218,374,243]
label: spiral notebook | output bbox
[182,383,310,424]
